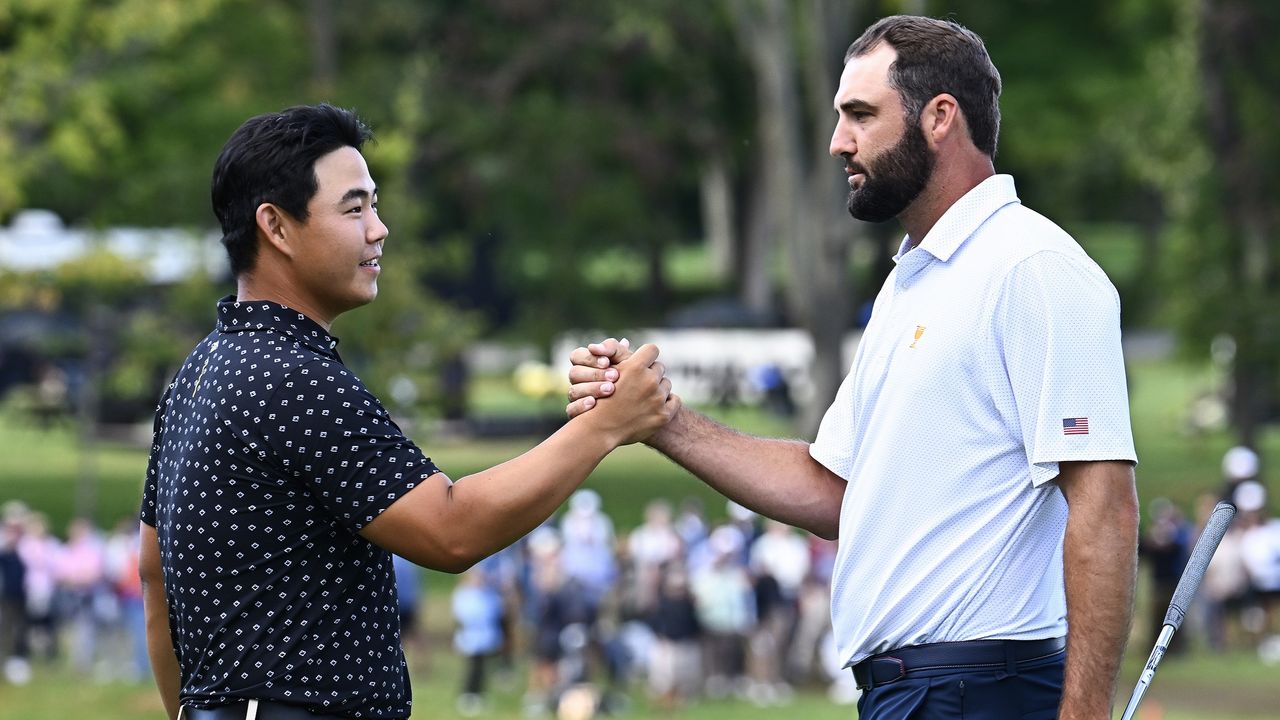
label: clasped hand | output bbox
[565,338,678,443]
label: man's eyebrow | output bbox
[338,186,377,204]
[838,98,877,114]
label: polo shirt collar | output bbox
[893,174,1020,264]
[215,295,341,358]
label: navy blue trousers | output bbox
[856,650,1065,719]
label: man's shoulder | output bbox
[980,202,1079,256]
[267,355,388,420]
[969,203,1111,281]
[213,329,348,382]
[278,355,367,390]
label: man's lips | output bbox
[845,163,868,187]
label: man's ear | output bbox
[254,203,294,258]
[923,93,963,149]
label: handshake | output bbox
[563,337,681,447]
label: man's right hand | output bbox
[574,342,679,446]
[566,337,635,418]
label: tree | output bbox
[1164,0,1280,445]
[729,0,867,434]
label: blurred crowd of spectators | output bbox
[1139,446,1280,661]
[3,445,1278,716]
[0,505,148,686]
[443,490,856,717]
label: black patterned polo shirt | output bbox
[140,296,440,718]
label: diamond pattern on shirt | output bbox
[141,297,439,718]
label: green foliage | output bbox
[335,239,484,414]
[1115,0,1280,438]
[0,0,230,219]
[4,0,1280,438]
[334,0,751,340]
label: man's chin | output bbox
[847,194,898,223]
[335,286,379,316]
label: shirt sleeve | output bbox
[263,359,441,532]
[139,384,173,528]
[993,250,1137,487]
[810,367,858,481]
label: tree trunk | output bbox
[700,154,736,282]
[1198,0,1279,447]
[307,0,338,97]
[731,0,864,436]
[74,304,104,522]
[794,0,860,436]
[731,0,803,320]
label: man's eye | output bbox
[347,206,362,214]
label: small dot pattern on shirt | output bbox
[810,176,1136,668]
[140,296,440,718]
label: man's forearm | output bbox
[647,406,845,539]
[144,589,181,719]
[1057,461,1139,719]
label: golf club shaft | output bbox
[1117,501,1236,720]
[1119,625,1173,720]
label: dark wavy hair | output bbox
[211,104,372,276]
[846,16,1002,157]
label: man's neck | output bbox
[900,155,996,248]
[235,275,334,331]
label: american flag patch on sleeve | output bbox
[1062,417,1090,435]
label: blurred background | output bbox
[1,0,1278,717]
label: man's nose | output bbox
[829,123,853,159]
[369,215,389,243]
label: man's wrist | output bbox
[1058,670,1118,720]
[643,404,685,452]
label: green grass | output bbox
[0,407,151,532]
[0,615,1274,719]
[3,357,1271,534]
[2,358,1278,718]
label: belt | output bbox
[851,636,1066,690]
[179,700,358,720]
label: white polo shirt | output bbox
[811,174,1136,667]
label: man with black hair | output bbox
[140,104,678,720]
[568,16,1138,720]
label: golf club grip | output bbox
[1163,501,1236,630]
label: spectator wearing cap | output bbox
[644,562,702,711]
[690,525,754,698]
[559,490,617,609]
[746,520,810,702]
[1236,481,1280,639]
[1138,499,1192,655]
[0,509,31,685]
[1195,492,1251,651]
[451,567,505,716]
[626,500,683,617]
[522,526,566,715]
[15,513,61,663]
[1221,445,1261,503]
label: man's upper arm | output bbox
[140,385,173,528]
[357,474,463,571]
[994,252,1137,485]
[139,521,164,586]
[1055,460,1137,505]
[263,360,442,533]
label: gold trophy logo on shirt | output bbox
[909,325,926,348]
